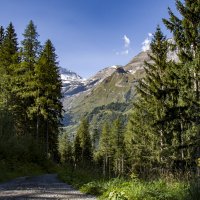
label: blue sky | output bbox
[0,0,178,78]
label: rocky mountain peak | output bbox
[59,67,83,83]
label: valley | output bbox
[60,51,150,130]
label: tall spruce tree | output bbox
[0,24,17,139]
[137,26,172,167]
[163,0,200,166]
[34,39,62,158]
[16,20,41,135]
[21,20,40,64]
[0,23,18,108]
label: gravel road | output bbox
[0,174,97,200]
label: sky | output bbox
[0,0,179,78]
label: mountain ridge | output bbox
[60,52,148,128]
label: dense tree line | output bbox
[59,0,200,178]
[0,20,62,164]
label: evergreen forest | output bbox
[0,0,200,199]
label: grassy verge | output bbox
[57,164,104,189]
[86,178,187,200]
[58,165,200,200]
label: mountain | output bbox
[59,67,82,81]
[124,50,150,73]
[59,67,85,96]
[60,48,178,133]
[61,57,145,128]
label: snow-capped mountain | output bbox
[59,67,86,96]
[60,65,121,97]
[59,68,83,83]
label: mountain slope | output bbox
[61,51,158,127]
[62,63,142,126]
[61,48,178,133]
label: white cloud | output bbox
[142,33,153,52]
[142,38,151,52]
[115,35,131,56]
[123,35,130,48]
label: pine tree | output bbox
[33,39,62,158]
[21,20,41,64]
[163,0,200,167]
[58,132,73,164]
[74,118,92,165]
[98,122,113,177]
[124,100,158,176]
[136,26,173,169]
[0,23,20,140]
[74,132,82,167]
[13,20,41,135]
[0,23,18,107]
[91,127,99,151]
[163,0,200,62]
[112,118,125,176]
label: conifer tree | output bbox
[0,23,18,108]
[112,118,125,176]
[14,20,41,135]
[74,118,92,165]
[163,0,200,166]
[137,26,173,167]
[74,132,82,167]
[98,122,113,176]
[58,132,73,164]
[21,20,41,64]
[125,100,158,176]
[91,127,99,151]
[163,0,200,62]
[34,39,62,157]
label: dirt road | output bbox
[0,174,97,200]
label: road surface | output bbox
[0,174,97,200]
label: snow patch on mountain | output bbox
[59,67,83,83]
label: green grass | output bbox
[58,166,200,200]
[57,164,104,189]
[81,178,188,200]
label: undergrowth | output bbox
[0,161,44,182]
[58,165,200,200]
[57,164,104,189]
